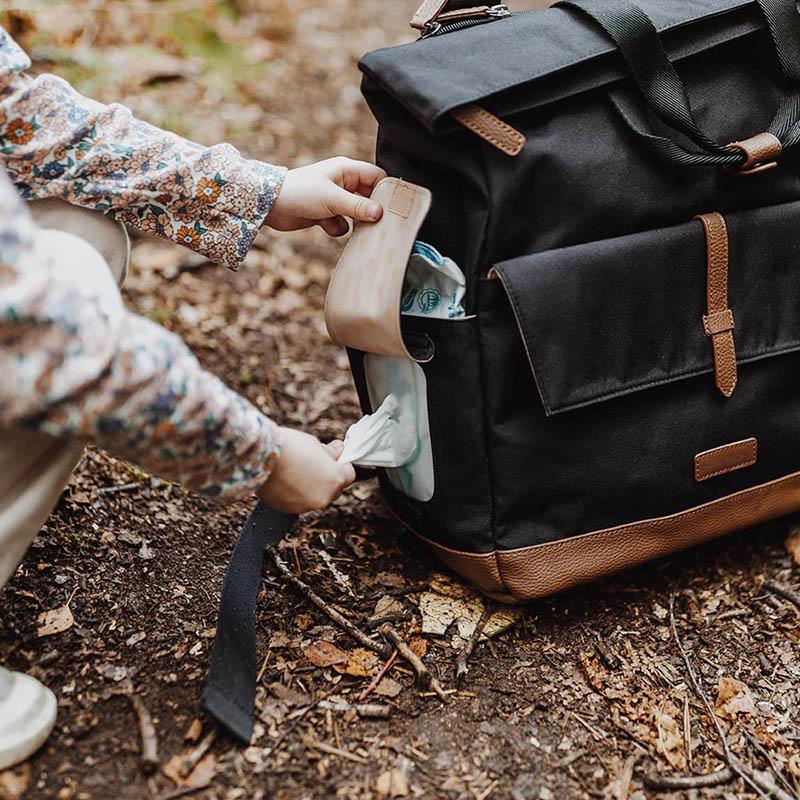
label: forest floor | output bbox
[1,2,800,799]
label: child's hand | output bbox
[266,157,386,237]
[257,428,356,513]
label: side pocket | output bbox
[380,313,494,555]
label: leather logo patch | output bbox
[694,438,757,482]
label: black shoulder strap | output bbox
[201,502,296,743]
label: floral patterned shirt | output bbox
[0,28,286,500]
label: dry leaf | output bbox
[785,529,800,567]
[376,767,409,797]
[334,648,380,677]
[184,719,203,742]
[484,607,524,638]
[163,753,217,789]
[0,765,30,800]
[36,604,74,637]
[372,595,405,619]
[714,676,756,719]
[302,640,348,667]
[419,591,483,638]
[375,677,403,698]
[409,637,428,659]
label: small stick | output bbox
[128,694,159,772]
[97,481,141,495]
[177,730,216,779]
[318,700,391,719]
[669,594,772,800]
[367,611,412,630]
[744,730,797,798]
[308,739,368,764]
[683,694,692,773]
[267,546,390,659]
[618,753,639,800]
[358,650,398,702]
[264,701,319,757]
[456,605,491,686]
[644,767,734,791]
[380,624,448,702]
[763,579,800,613]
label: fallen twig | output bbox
[97,481,141,495]
[128,694,159,773]
[744,730,798,799]
[617,753,639,800]
[456,605,491,686]
[669,594,773,800]
[263,701,319,757]
[266,546,390,658]
[380,623,448,701]
[318,700,391,719]
[644,767,734,791]
[763,579,800,613]
[358,649,398,702]
[175,730,215,779]
[306,737,368,764]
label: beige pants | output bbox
[0,200,130,591]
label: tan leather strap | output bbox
[694,212,737,398]
[438,5,491,22]
[411,0,449,29]
[726,132,782,175]
[451,104,526,156]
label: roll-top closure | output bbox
[360,0,763,132]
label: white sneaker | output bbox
[0,666,57,769]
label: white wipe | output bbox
[400,241,466,319]
[339,394,418,468]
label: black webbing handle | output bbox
[558,0,800,168]
[201,502,296,743]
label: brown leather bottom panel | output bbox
[413,470,800,604]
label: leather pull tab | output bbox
[694,212,737,398]
[411,0,449,29]
[324,178,432,361]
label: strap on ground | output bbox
[201,502,297,743]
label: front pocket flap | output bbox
[325,178,431,361]
[493,200,800,416]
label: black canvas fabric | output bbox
[350,0,800,556]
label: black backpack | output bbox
[347,0,800,601]
[203,0,800,742]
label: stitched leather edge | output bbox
[451,104,526,157]
[694,438,757,482]
[392,469,800,602]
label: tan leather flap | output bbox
[325,178,432,360]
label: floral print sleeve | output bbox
[0,28,286,268]
[0,166,281,500]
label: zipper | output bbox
[420,4,514,39]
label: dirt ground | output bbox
[1,2,800,799]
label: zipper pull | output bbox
[420,5,511,38]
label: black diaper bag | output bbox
[346,0,800,601]
[203,0,800,742]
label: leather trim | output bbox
[695,212,737,397]
[695,438,757,482]
[404,469,800,603]
[451,104,526,157]
[727,132,782,175]
[411,0,449,29]
[438,6,491,22]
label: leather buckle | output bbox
[725,132,782,176]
